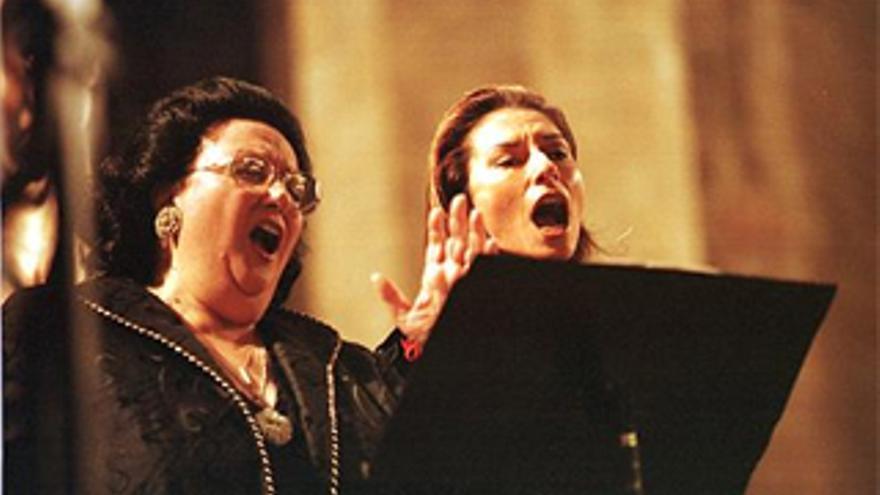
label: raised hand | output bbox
[371,194,498,348]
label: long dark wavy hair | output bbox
[89,76,311,307]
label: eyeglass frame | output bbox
[195,154,321,214]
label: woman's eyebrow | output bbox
[537,132,567,144]
[483,129,566,153]
[234,146,276,159]
[490,140,522,151]
[235,148,295,169]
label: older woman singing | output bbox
[4,77,406,495]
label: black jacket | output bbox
[3,277,406,494]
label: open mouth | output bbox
[531,193,569,230]
[249,222,282,256]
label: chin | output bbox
[227,300,272,325]
[538,237,579,261]
[212,287,274,325]
[506,244,571,262]
[541,249,574,261]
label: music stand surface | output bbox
[371,256,835,495]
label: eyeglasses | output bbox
[198,156,321,214]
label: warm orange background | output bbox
[7,1,877,493]
[272,3,875,494]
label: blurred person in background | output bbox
[1,0,63,302]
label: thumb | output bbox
[370,272,412,318]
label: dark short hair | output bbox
[429,85,592,260]
[90,76,310,306]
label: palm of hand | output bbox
[372,194,497,345]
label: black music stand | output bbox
[370,255,835,495]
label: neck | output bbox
[149,267,276,410]
[149,272,257,342]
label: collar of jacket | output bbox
[261,306,341,473]
[76,276,342,476]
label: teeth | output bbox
[258,221,281,237]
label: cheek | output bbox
[282,216,304,259]
[178,189,248,254]
[470,185,515,233]
[468,171,522,224]
[200,203,235,240]
[568,171,586,219]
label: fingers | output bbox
[372,271,436,343]
[446,195,468,267]
[370,272,412,318]
[374,194,503,347]
[465,208,490,267]
[425,206,447,265]
[485,236,500,254]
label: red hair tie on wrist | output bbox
[401,338,423,362]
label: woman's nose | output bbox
[266,179,294,209]
[530,152,562,185]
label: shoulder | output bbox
[262,307,377,365]
[3,283,65,317]
[3,284,68,349]
[4,276,151,312]
[263,307,338,346]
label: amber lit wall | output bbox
[681,2,876,494]
[9,1,867,493]
[263,1,875,494]
[285,0,707,340]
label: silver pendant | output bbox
[256,407,294,446]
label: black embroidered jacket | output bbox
[3,277,406,494]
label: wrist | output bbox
[400,336,423,362]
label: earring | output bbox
[154,205,182,241]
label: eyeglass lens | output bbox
[230,157,318,212]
